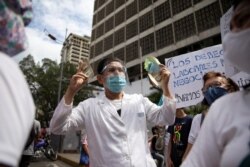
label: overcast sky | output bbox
[14,0,94,64]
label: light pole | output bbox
[44,28,68,153]
[44,28,68,104]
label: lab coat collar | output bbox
[97,94,127,125]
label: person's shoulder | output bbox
[186,115,193,120]
[193,113,202,119]
[210,90,250,116]
[192,113,202,123]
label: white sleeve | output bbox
[181,107,221,167]
[0,54,35,166]
[50,97,86,134]
[188,114,201,144]
[145,95,176,126]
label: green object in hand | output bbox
[144,56,161,74]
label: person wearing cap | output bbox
[181,0,250,166]
[0,0,35,166]
[50,57,176,167]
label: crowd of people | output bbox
[0,0,249,167]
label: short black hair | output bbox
[97,57,124,74]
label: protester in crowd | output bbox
[50,57,176,167]
[166,108,192,167]
[181,0,250,166]
[19,120,41,167]
[0,0,35,166]
[149,126,165,167]
[79,132,89,167]
[182,71,239,161]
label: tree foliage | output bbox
[19,55,94,126]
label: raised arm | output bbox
[50,61,89,134]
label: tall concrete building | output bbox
[61,33,91,65]
[89,0,232,85]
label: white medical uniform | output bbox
[50,93,176,167]
[0,53,35,166]
[181,90,250,167]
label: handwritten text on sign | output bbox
[165,44,224,108]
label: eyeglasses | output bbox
[101,65,126,74]
[202,81,225,93]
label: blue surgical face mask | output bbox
[105,75,127,93]
[203,87,228,105]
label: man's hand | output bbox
[159,64,171,86]
[64,61,88,104]
[159,64,173,99]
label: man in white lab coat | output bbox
[50,57,176,167]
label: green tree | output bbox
[19,55,94,126]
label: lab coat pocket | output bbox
[137,112,144,118]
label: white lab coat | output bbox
[181,90,250,167]
[0,52,35,166]
[50,93,176,167]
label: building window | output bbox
[115,0,125,9]
[174,14,195,41]
[171,0,192,15]
[140,33,155,55]
[97,7,105,22]
[114,48,125,62]
[127,65,141,82]
[92,60,100,75]
[220,0,232,13]
[104,34,113,51]
[138,0,152,12]
[96,23,104,39]
[91,29,95,41]
[114,27,125,46]
[126,40,139,62]
[95,40,103,56]
[105,53,114,62]
[126,0,138,20]
[139,11,153,33]
[105,16,114,33]
[106,0,114,16]
[126,19,138,40]
[115,8,125,26]
[193,0,203,5]
[158,51,177,64]
[98,0,106,8]
[90,45,95,59]
[196,1,221,33]
[156,25,174,49]
[92,14,97,26]
[94,0,98,11]
[154,1,171,25]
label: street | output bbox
[30,157,72,167]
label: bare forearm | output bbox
[64,87,75,105]
[162,86,174,99]
[182,143,193,161]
